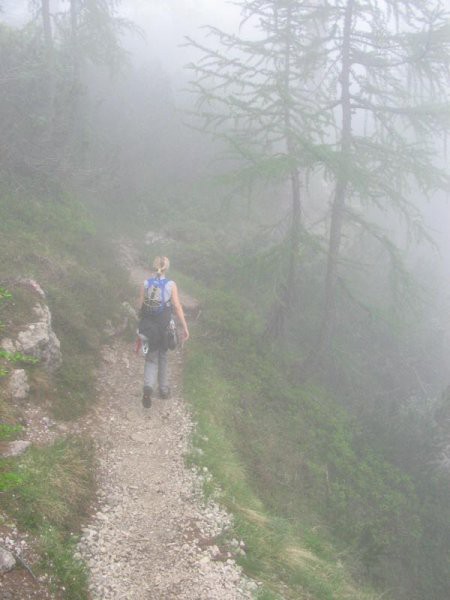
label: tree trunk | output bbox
[285,4,302,303]
[286,164,301,311]
[266,4,303,342]
[318,0,354,355]
[277,4,303,333]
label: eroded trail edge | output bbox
[77,262,255,599]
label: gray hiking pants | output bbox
[144,349,169,393]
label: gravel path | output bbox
[77,336,256,599]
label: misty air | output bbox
[0,1,449,599]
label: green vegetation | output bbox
[0,192,132,419]
[0,193,130,595]
[0,4,134,596]
[0,193,131,594]
[0,424,23,442]
[2,438,94,598]
[6,438,94,530]
[182,263,450,600]
[1,1,449,598]
[185,339,379,599]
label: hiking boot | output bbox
[142,386,152,408]
[159,387,171,400]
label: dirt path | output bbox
[77,262,256,599]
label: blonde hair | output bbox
[152,256,170,277]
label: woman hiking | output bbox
[137,256,189,408]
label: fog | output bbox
[124,1,449,273]
[119,0,239,76]
[1,1,448,270]
[1,0,240,77]
[1,2,450,599]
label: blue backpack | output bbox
[142,277,171,315]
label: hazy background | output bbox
[1,2,450,599]
[1,0,448,269]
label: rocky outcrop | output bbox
[0,280,62,373]
[0,277,46,300]
[8,369,30,400]
[15,303,62,371]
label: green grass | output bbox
[0,423,22,441]
[39,525,89,600]
[1,437,94,598]
[0,187,134,597]
[0,190,133,419]
[184,339,379,600]
[178,263,437,599]
[7,438,94,529]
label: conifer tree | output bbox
[186,1,320,334]
[0,1,127,185]
[188,0,450,357]
[302,0,450,356]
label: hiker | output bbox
[137,256,189,408]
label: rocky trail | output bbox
[77,339,255,599]
[75,258,257,599]
[1,250,258,599]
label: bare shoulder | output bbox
[171,281,180,299]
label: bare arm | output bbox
[171,282,190,341]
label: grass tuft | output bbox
[39,526,89,600]
[8,437,94,531]
[1,437,95,598]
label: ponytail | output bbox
[152,256,170,278]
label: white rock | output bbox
[8,369,30,400]
[209,545,221,558]
[15,302,62,371]
[1,440,31,458]
[16,278,46,298]
[0,338,16,353]
[199,555,210,564]
[0,547,16,573]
